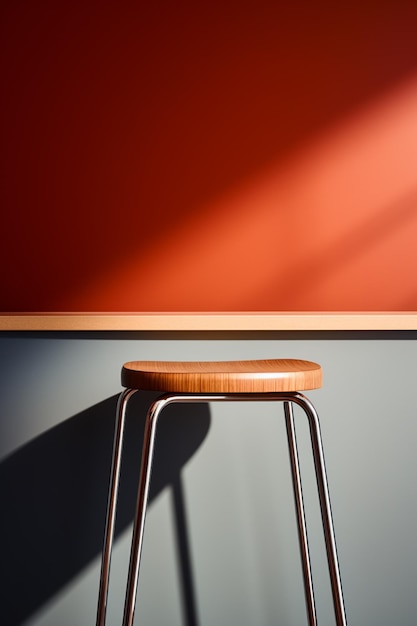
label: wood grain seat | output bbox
[122,359,322,393]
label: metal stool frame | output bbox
[97,390,347,626]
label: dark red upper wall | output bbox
[2,0,417,312]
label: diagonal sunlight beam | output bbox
[61,74,417,312]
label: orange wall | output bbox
[2,0,417,312]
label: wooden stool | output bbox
[96,359,347,626]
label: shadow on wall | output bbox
[0,392,211,625]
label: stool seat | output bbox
[122,359,322,393]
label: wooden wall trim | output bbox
[1,313,416,331]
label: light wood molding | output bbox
[0,312,416,331]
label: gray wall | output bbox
[1,331,416,625]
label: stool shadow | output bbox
[0,392,210,625]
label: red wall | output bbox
[2,0,417,312]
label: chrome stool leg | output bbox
[99,391,347,626]
[122,396,170,626]
[284,401,318,626]
[97,389,138,626]
[292,393,347,626]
